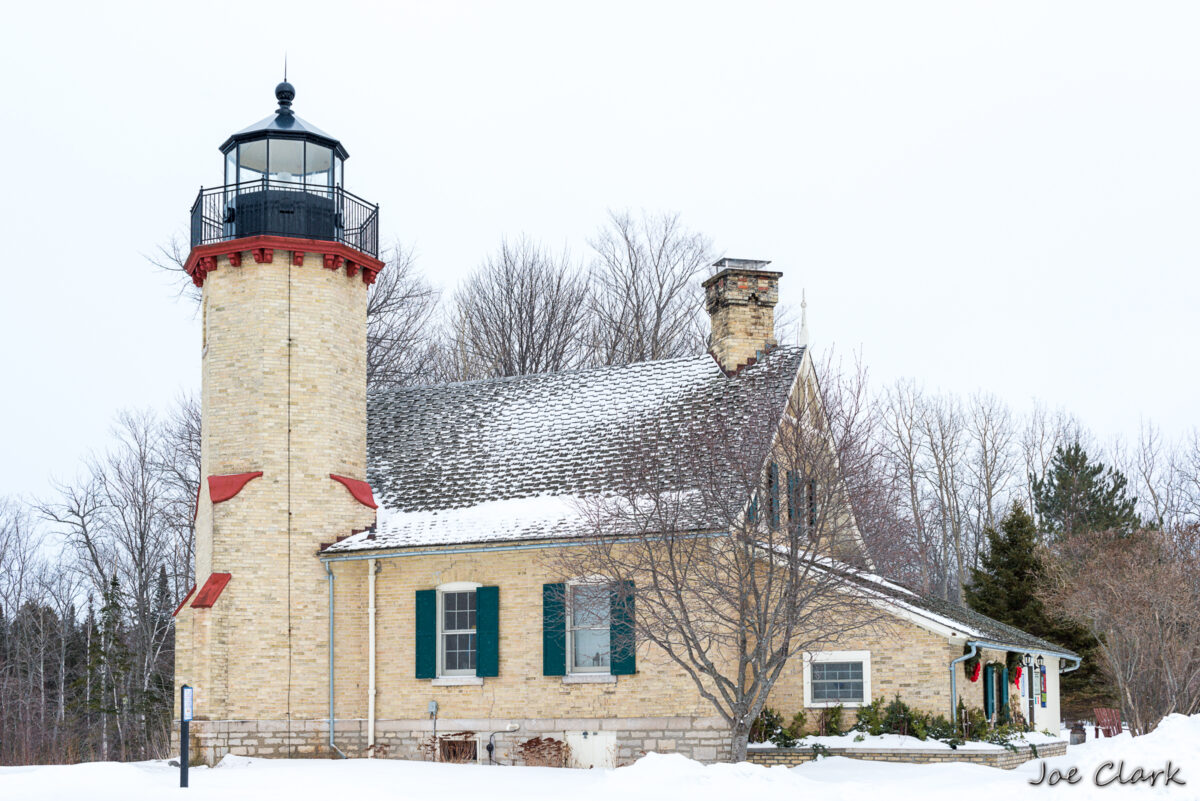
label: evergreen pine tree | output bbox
[965,502,1111,714]
[1031,441,1139,539]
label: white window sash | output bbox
[802,650,871,708]
[436,582,481,678]
[567,581,612,675]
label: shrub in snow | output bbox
[815,704,844,736]
[749,708,804,748]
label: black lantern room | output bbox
[190,82,378,258]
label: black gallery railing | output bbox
[190,180,379,259]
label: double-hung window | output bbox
[440,586,478,676]
[568,583,611,673]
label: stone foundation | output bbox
[176,716,732,766]
[747,740,1068,770]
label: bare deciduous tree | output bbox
[444,237,590,379]
[819,351,916,581]
[550,362,887,761]
[367,243,441,389]
[1044,526,1200,735]
[880,380,937,594]
[584,210,711,365]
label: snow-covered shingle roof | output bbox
[323,346,806,553]
[842,569,1080,658]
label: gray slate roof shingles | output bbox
[324,346,804,552]
[327,344,1076,658]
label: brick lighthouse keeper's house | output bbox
[174,84,1078,766]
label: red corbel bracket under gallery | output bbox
[208,471,264,503]
[184,236,385,287]
[329,474,378,509]
[191,573,232,609]
[292,251,305,266]
[172,584,197,617]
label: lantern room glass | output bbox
[237,140,268,184]
[224,138,341,193]
[268,139,304,185]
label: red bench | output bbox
[1094,707,1122,738]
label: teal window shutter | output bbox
[476,586,500,677]
[767,463,780,529]
[610,580,636,675]
[542,583,566,676]
[807,478,818,530]
[415,589,437,679]
[787,470,800,528]
[746,494,759,525]
[1001,667,1009,712]
[983,664,995,718]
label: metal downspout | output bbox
[368,558,377,757]
[326,562,347,758]
[1060,655,1082,673]
[949,643,979,721]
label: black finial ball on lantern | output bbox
[275,81,295,111]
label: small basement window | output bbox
[439,738,477,763]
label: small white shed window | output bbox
[804,650,871,708]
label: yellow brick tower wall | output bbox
[175,248,377,755]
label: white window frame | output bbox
[436,581,482,679]
[566,578,613,675]
[803,650,871,708]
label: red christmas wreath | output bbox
[1013,666,1023,685]
[969,661,982,682]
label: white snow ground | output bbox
[2,714,1196,801]
[755,727,1068,751]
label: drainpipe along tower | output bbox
[174,81,382,763]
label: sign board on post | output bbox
[180,684,193,788]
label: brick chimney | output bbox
[703,258,782,374]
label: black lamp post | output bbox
[1023,653,1035,726]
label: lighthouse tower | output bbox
[174,81,383,761]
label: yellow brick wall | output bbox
[766,615,961,721]
[176,248,377,723]
[320,544,990,729]
[326,547,720,721]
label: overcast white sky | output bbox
[1,1,1197,501]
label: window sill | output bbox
[562,673,616,684]
[432,676,483,686]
